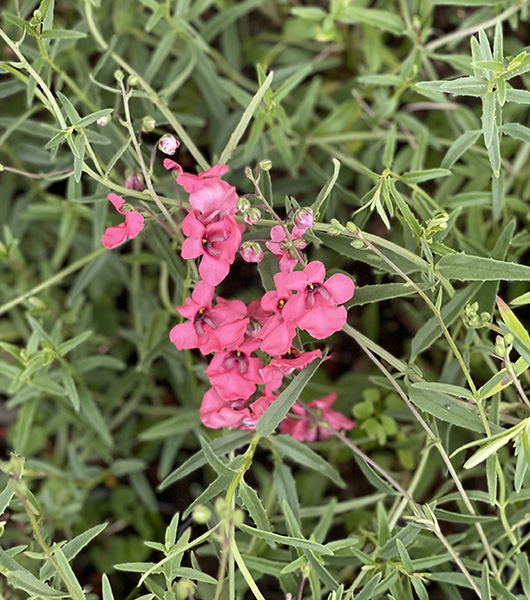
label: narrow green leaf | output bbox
[464,433,516,469]
[516,552,530,598]
[61,370,80,412]
[353,573,382,600]
[53,547,86,600]
[505,88,530,104]
[273,462,300,524]
[41,29,87,39]
[409,386,504,434]
[434,509,497,524]
[139,411,200,441]
[440,77,487,97]
[502,122,530,143]
[239,479,271,531]
[437,254,530,281]
[269,434,345,487]
[339,6,405,34]
[402,168,450,184]
[480,561,491,600]
[382,124,397,169]
[218,71,273,165]
[388,180,421,238]
[397,539,413,572]
[73,109,113,130]
[57,91,81,124]
[486,454,497,504]
[441,130,481,169]
[257,357,322,437]
[311,158,341,220]
[412,382,473,400]
[101,574,114,600]
[237,524,333,554]
[7,570,65,597]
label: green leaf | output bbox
[218,71,273,165]
[434,509,497,524]
[352,452,398,496]
[440,77,487,97]
[7,570,66,597]
[256,356,322,437]
[159,430,251,489]
[237,524,333,554]
[409,386,504,434]
[397,539,413,572]
[382,124,397,169]
[57,91,81,124]
[437,254,530,281]
[41,29,87,39]
[3,13,37,35]
[401,168,450,184]
[239,479,271,531]
[338,6,405,34]
[139,411,200,441]
[496,297,530,344]
[311,158,341,221]
[0,485,14,515]
[57,331,92,356]
[102,574,114,600]
[479,356,528,399]
[505,88,530,104]
[273,462,300,524]
[347,282,428,307]
[411,382,474,399]
[387,180,421,238]
[73,109,113,130]
[516,552,530,598]
[198,435,235,477]
[353,573,382,600]
[61,370,80,412]
[269,434,345,487]
[502,122,530,143]
[411,282,482,359]
[441,130,481,169]
[53,547,86,600]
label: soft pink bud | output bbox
[240,242,263,263]
[97,114,111,126]
[294,208,313,230]
[158,134,180,155]
[125,169,144,191]
[244,207,261,225]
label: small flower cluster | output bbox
[101,139,356,441]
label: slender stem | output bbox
[84,0,210,172]
[425,4,522,52]
[119,81,181,236]
[0,247,106,317]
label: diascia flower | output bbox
[181,211,242,286]
[102,193,144,249]
[259,271,297,356]
[164,161,238,224]
[282,261,354,339]
[260,348,322,396]
[169,281,248,355]
[199,388,274,430]
[279,393,356,442]
[206,338,264,401]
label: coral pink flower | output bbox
[200,388,252,429]
[206,338,264,401]
[181,211,242,286]
[164,161,238,224]
[265,225,301,274]
[260,348,322,396]
[259,272,297,356]
[102,193,144,249]
[170,281,248,355]
[280,394,356,442]
[283,261,354,339]
[241,395,276,430]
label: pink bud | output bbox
[158,134,180,155]
[294,208,313,230]
[240,242,263,263]
[244,207,261,225]
[125,169,144,191]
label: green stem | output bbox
[84,0,209,172]
[0,247,106,317]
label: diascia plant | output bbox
[4,1,530,599]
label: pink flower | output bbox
[241,395,276,430]
[164,161,238,224]
[240,242,263,263]
[181,211,242,286]
[259,272,297,356]
[280,394,356,442]
[125,169,144,191]
[169,281,248,355]
[293,208,313,232]
[260,348,322,396]
[102,193,144,249]
[200,388,252,429]
[265,226,300,274]
[206,338,264,401]
[282,261,354,339]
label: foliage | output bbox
[2,0,530,599]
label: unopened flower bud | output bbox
[327,218,344,236]
[240,242,263,263]
[294,208,313,230]
[97,114,111,126]
[259,159,272,171]
[114,69,124,82]
[142,116,156,131]
[232,509,245,527]
[237,197,251,213]
[125,169,144,191]
[175,579,195,600]
[244,207,261,225]
[158,134,180,155]
[127,74,139,87]
[346,221,358,233]
[192,505,212,524]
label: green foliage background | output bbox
[2,0,530,599]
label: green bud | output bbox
[244,166,254,180]
[175,579,195,600]
[232,508,245,527]
[114,69,124,82]
[259,159,272,171]
[127,74,139,87]
[237,197,251,212]
[1,453,25,480]
[346,221,358,233]
[350,239,365,249]
[192,505,212,524]
[142,116,156,131]
[215,497,230,519]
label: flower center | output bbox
[223,350,249,374]
[305,281,330,307]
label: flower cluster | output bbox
[166,162,356,439]
[102,150,356,441]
